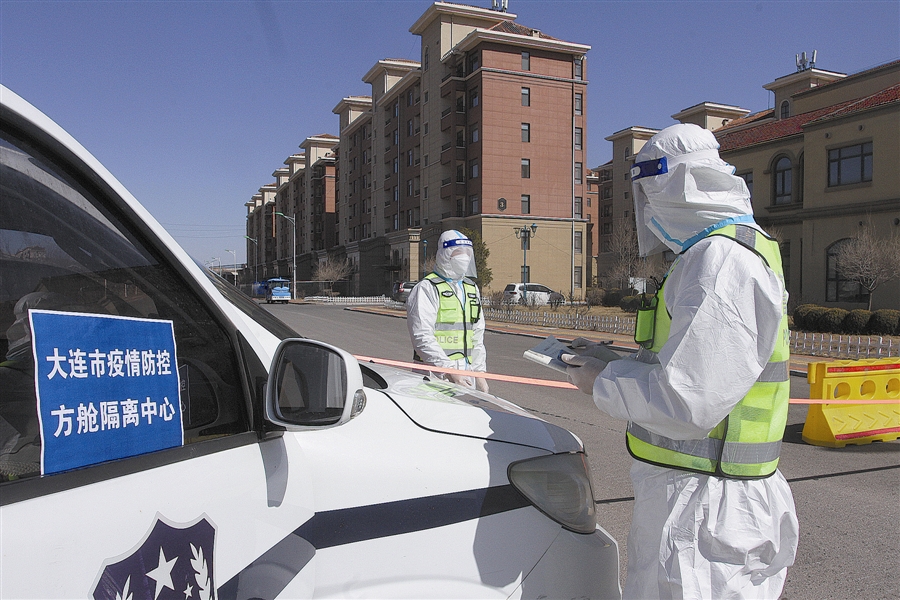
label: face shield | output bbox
[630,124,754,256]
[434,230,477,281]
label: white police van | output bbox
[0,86,620,599]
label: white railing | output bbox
[482,308,899,358]
[483,308,636,335]
[305,295,400,307]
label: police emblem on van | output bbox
[92,515,216,600]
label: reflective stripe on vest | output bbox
[628,224,791,479]
[424,273,481,362]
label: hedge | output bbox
[869,309,900,335]
[842,309,872,334]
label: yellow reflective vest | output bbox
[629,224,791,479]
[416,272,481,363]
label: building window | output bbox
[407,179,413,197]
[739,171,754,199]
[574,93,582,115]
[394,103,399,118]
[469,159,479,179]
[574,58,583,80]
[521,159,531,179]
[780,100,790,119]
[394,186,399,202]
[574,231,583,253]
[574,266,583,288]
[601,204,612,217]
[574,196,583,218]
[602,222,612,235]
[394,129,399,145]
[773,156,792,205]
[393,158,399,173]
[624,147,631,160]
[828,142,873,187]
[424,47,429,71]
[522,87,530,106]
[521,194,530,214]
[574,127,582,150]
[826,239,869,303]
[469,88,479,108]
[521,123,530,143]
[470,126,479,144]
[469,195,480,214]
[522,51,530,70]
[407,119,413,136]
[575,162,583,184]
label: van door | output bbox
[0,124,310,597]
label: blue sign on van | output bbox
[30,310,183,475]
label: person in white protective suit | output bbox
[406,230,489,393]
[563,123,799,599]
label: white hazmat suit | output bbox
[406,230,488,392]
[566,124,799,599]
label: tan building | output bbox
[716,59,900,310]
[594,59,899,310]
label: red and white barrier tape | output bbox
[353,354,900,405]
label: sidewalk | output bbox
[346,305,817,377]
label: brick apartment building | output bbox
[245,1,591,298]
[593,59,899,310]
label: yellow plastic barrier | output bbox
[802,358,900,447]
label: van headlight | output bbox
[508,452,597,534]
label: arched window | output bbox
[773,156,792,205]
[780,100,790,119]
[826,239,869,303]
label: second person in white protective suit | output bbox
[563,124,799,599]
[406,230,489,393]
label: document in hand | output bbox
[524,336,624,373]
[523,336,573,373]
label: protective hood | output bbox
[434,230,477,281]
[631,123,755,256]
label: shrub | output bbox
[805,306,830,332]
[868,309,900,335]
[819,308,848,333]
[619,295,641,313]
[585,287,605,307]
[792,304,818,330]
[602,289,624,307]
[841,309,872,335]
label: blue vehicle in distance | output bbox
[265,278,291,304]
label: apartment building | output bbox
[593,58,899,309]
[244,2,591,298]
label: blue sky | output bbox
[2,0,897,263]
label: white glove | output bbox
[475,376,490,394]
[561,353,607,395]
[569,337,623,363]
[448,372,474,387]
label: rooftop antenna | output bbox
[810,50,817,69]
[492,0,509,12]
[795,50,818,72]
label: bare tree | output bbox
[606,219,660,290]
[313,256,353,296]
[835,223,900,310]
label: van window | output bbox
[504,284,517,292]
[0,131,249,483]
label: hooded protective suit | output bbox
[569,124,799,599]
[406,230,488,391]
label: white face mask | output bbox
[446,254,473,280]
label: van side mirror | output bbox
[265,339,366,429]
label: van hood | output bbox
[363,363,583,454]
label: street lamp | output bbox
[244,236,258,286]
[514,223,538,302]
[275,212,296,300]
[225,249,237,285]
[422,239,428,278]
[210,257,221,277]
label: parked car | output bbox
[265,277,292,303]
[503,283,566,307]
[391,280,418,302]
[0,86,620,598]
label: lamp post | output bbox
[514,223,538,302]
[422,239,428,278]
[244,236,258,287]
[225,248,237,285]
[210,257,221,277]
[275,212,296,300]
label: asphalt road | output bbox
[265,302,900,600]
